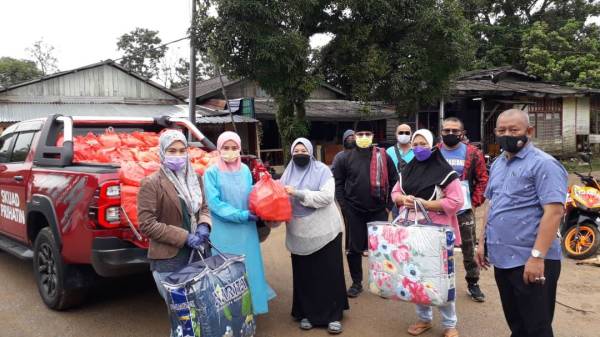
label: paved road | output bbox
[1,224,599,337]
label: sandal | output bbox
[407,321,433,336]
[327,321,343,335]
[299,318,313,330]
[443,328,459,337]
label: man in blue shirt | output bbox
[386,123,414,173]
[477,109,566,337]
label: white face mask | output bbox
[397,134,411,144]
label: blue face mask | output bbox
[413,146,432,161]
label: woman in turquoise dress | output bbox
[203,131,274,315]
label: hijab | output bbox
[159,130,203,220]
[216,131,242,172]
[401,129,458,200]
[280,138,332,217]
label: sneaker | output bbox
[347,283,363,298]
[467,283,485,302]
[327,321,343,334]
[299,318,313,330]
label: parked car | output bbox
[0,114,217,310]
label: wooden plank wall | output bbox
[6,65,176,100]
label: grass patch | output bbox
[561,158,600,173]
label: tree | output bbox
[459,0,600,69]
[169,53,216,89]
[193,0,330,157]
[27,39,59,75]
[117,28,167,79]
[0,57,43,88]
[319,0,474,116]
[523,20,600,88]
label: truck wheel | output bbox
[33,227,86,310]
[562,222,600,260]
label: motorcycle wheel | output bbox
[563,222,600,260]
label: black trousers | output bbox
[343,207,388,285]
[494,260,561,337]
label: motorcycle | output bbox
[561,152,600,259]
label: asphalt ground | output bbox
[1,219,599,337]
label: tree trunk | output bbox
[275,98,309,162]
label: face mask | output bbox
[343,139,356,149]
[164,155,186,172]
[498,135,528,154]
[221,149,240,162]
[413,146,432,161]
[442,134,461,147]
[397,134,411,145]
[355,136,373,148]
[292,154,310,167]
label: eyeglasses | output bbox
[441,128,462,135]
[397,131,411,135]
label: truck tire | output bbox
[33,227,86,310]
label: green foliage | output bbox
[319,0,474,113]
[523,20,600,88]
[117,28,166,79]
[459,0,600,69]
[193,0,325,157]
[0,57,43,88]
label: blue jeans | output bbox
[416,302,457,329]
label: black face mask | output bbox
[343,139,356,149]
[292,154,310,167]
[498,135,528,154]
[442,134,461,147]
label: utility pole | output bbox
[188,0,197,141]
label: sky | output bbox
[0,0,193,72]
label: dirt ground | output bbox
[0,172,599,337]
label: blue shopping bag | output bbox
[161,242,256,337]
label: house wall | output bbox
[309,86,339,99]
[3,65,176,101]
[576,97,591,135]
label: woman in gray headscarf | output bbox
[280,137,349,334]
[137,129,212,309]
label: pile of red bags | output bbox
[63,128,219,228]
[249,174,292,222]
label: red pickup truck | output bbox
[0,114,220,310]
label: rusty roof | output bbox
[254,99,396,121]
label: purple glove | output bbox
[248,213,259,222]
[195,223,210,242]
[186,233,203,249]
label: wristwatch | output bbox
[531,249,545,259]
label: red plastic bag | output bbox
[119,161,146,186]
[121,185,140,226]
[119,133,145,148]
[82,132,102,149]
[98,128,122,148]
[249,174,292,222]
[139,161,161,176]
[132,131,159,147]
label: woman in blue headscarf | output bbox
[203,131,275,315]
[280,138,349,334]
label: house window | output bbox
[528,98,562,141]
[591,96,600,134]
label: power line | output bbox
[112,36,190,63]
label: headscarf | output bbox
[159,130,203,223]
[280,138,332,217]
[216,131,242,172]
[401,129,458,200]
